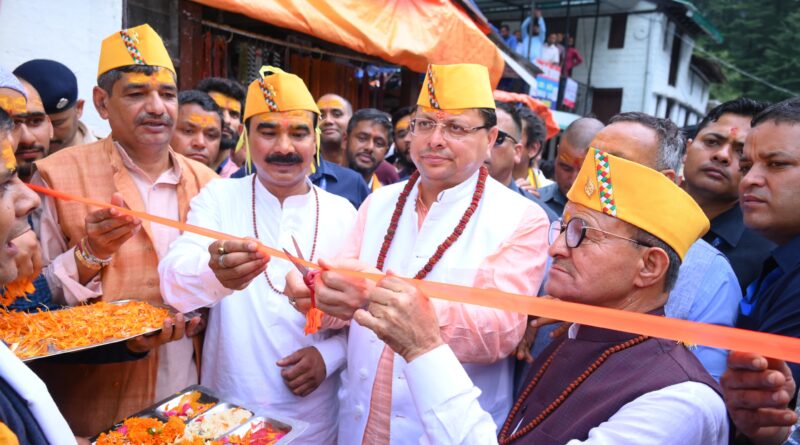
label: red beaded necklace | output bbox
[251,174,320,295]
[498,334,649,444]
[376,166,488,279]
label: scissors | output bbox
[282,235,321,308]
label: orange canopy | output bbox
[193,0,505,86]
[493,90,560,140]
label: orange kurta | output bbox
[31,136,217,436]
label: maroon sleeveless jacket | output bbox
[503,311,721,444]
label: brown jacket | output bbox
[31,136,217,435]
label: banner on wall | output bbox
[530,59,561,109]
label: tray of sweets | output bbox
[92,385,308,444]
[0,299,171,362]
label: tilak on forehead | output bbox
[316,97,347,110]
[97,23,175,78]
[208,92,242,114]
[567,147,709,260]
[0,95,26,116]
[126,69,174,89]
[1,138,16,171]
[416,63,496,119]
[240,66,321,172]
[558,150,584,168]
[186,113,220,129]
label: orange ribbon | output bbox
[27,183,800,363]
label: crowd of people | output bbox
[498,9,583,75]
[0,21,798,445]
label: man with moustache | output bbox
[9,78,51,183]
[286,63,549,444]
[196,76,246,177]
[13,59,97,153]
[30,24,213,435]
[390,106,416,180]
[160,67,354,443]
[170,90,223,168]
[682,98,774,291]
[356,147,727,445]
[345,108,393,191]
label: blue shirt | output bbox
[537,183,566,217]
[666,239,741,381]
[4,274,57,313]
[508,180,559,223]
[231,160,370,209]
[518,16,546,62]
[736,235,800,385]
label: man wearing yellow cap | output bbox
[356,149,728,444]
[159,66,356,444]
[29,24,216,435]
[286,63,550,444]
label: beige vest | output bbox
[31,136,217,436]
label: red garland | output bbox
[251,175,320,296]
[498,334,649,444]
[376,166,488,280]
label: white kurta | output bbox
[159,176,356,444]
[339,170,550,444]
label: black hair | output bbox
[347,108,394,144]
[178,90,223,126]
[494,101,522,136]
[391,106,416,128]
[478,108,497,128]
[517,106,546,149]
[609,112,683,172]
[635,228,682,293]
[196,77,246,104]
[97,65,175,96]
[696,97,770,134]
[500,24,510,31]
[751,96,800,127]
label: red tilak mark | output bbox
[730,127,739,138]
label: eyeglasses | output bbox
[410,118,490,141]
[494,130,519,147]
[548,218,652,248]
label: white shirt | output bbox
[0,343,75,444]
[405,325,729,445]
[159,176,356,444]
[539,44,561,65]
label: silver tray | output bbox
[221,414,309,444]
[154,387,220,421]
[14,299,170,363]
[91,385,309,444]
[183,402,254,439]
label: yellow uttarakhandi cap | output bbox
[97,24,175,77]
[417,64,495,111]
[243,66,320,121]
[567,148,709,260]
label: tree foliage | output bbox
[693,0,800,102]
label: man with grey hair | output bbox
[590,112,741,381]
[538,117,604,215]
